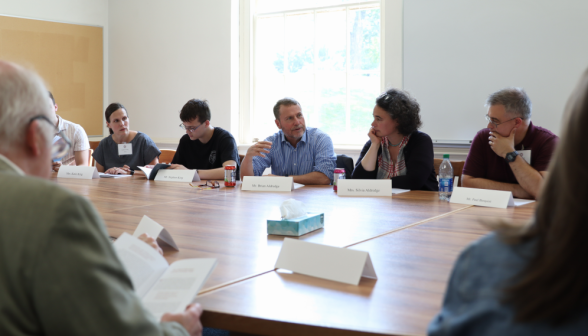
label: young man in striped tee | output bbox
[49,91,90,171]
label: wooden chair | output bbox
[159,149,176,164]
[88,149,95,167]
[89,141,100,151]
[434,158,465,187]
[239,154,245,164]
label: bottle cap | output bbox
[334,168,346,173]
[224,165,236,170]
[443,154,450,159]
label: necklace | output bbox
[388,137,404,147]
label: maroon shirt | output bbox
[463,122,559,184]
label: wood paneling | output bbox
[0,15,103,135]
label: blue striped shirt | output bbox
[252,127,336,182]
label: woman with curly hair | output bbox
[351,88,438,191]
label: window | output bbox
[250,0,382,145]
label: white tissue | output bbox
[280,199,307,219]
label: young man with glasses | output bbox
[169,99,240,180]
[48,91,90,171]
[462,88,559,199]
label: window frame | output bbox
[239,0,403,147]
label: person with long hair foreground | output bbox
[428,71,588,334]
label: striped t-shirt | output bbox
[57,115,90,166]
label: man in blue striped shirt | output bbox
[241,98,336,185]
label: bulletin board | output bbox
[0,15,103,135]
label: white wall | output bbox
[5,0,584,159]
[404,0,588,143]
[108,0,238,143]
[0,0,107,24]
[0,0,109,137]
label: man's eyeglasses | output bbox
[30,115,72,160]
[189,180,220,190]
[199,180,220,188]
[179,123,203,133]
[485,115,518,129]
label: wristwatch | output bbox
[505,151,519,163]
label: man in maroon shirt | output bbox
[462,88,559,199]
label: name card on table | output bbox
[337,179,393,196]
[241,176,294,192]
[154,169,198,182]
[133,215,179,250]
[275,238,377,285]
[57,166,99,179]
[450,187,515,209]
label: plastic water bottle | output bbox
[439,154,453,201]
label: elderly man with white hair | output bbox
[0,60,202,336]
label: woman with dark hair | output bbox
[93,103,160,174]
[351,88,438,191]
[428,70,588,334]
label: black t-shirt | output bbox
[172,127,240,178]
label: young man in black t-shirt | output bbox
[169,99,240,179]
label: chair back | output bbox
[159,149,176,164]
[336,154,354,179]
[88,149,95,167]
[239,154,245,164]
[89,141,100,151]
[433,158,465,187]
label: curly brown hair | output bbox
[376,89,422,136]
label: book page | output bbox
[99,173,132,178]
[142,258,217,320]
[113,232,169,298]
[137,166,153,177]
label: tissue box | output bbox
[267,213,324,236]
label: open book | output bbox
[137,163,171,180]
[113,232,217,320]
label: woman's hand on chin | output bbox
[368,127,381,144]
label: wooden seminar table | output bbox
[198,205,535,336]
[52,173,536,335]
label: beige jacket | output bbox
[0,157,188,336]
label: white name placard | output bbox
[57,166,99,179]
[337,179,392,197]
[133,215,179,251]
[118,143,133,155]
[518,150,531,165]
[450,187,515,208]
[154,169,197,182]
[241,176,293,192]
[275,238,377,285]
